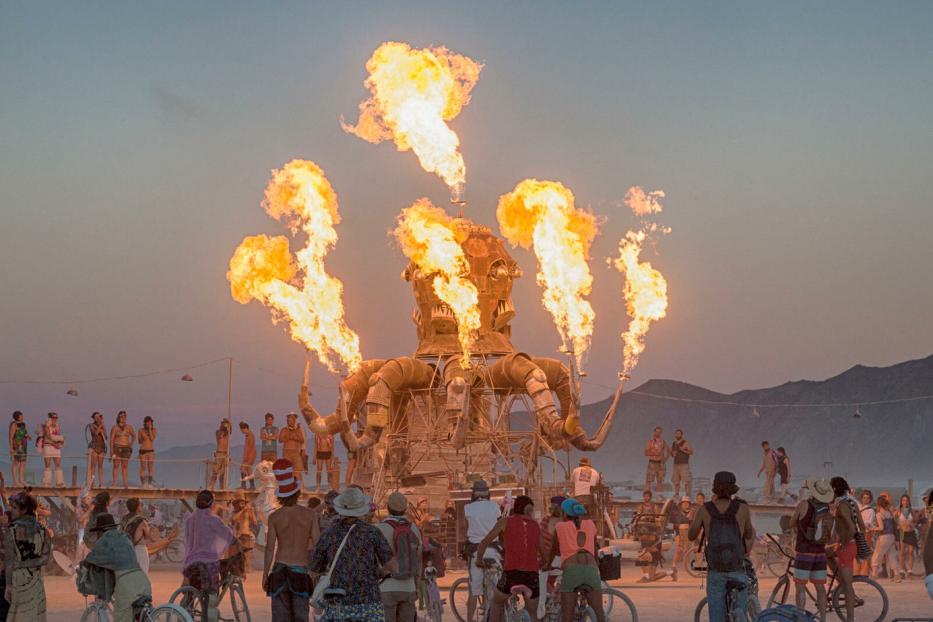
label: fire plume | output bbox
[496,179,597,368]
[612,186,670,374]
[227,160,361,373]
[342,41,482,199]
[394,199,480,368]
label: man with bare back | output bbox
[110,411,135,488]
[263,459,319,622]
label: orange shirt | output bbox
[555,519,597,560]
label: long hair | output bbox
[899,494,912,510]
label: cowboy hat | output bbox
[334,487,372,517]
[807,477,834,503]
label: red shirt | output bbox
[503,515,540,572]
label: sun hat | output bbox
[334,487,372,517]
[272,458,300,498]
[89,513,118,532]
[387,491,408,514]
[807,477,834,503]
[561,498,586,517]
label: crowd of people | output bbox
[6,409,358,492]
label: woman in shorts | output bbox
[897,494,918,579]
[546,498,605,622]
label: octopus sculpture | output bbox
[298,218,623,487]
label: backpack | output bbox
[386,518,420,581]
[804,500,835,545]
[705,500,745,572]
[755,605,819,621]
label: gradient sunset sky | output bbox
[2,2,932,446]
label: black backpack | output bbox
[704,500,745,572]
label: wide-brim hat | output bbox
[89,513,118,532]
[334,487,372,517]
[807,477,834,503]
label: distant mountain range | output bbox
[578,354,933,490]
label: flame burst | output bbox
[497,179,597,368]
[227,160,361,373]
[612,186,670,374]
[394,199,480,368]
[342,41,482,199]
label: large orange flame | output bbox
[341,41,482,199]
[394,199,480,368]
[227,160,361,373]
[497,179,597,368]
[611,186,670,374]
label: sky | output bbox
[2,2,932,448]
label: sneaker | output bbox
[670,567,678,582]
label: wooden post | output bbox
[71,465,78,487]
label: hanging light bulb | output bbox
[181,374,193,382]
[66,388,79,397]
[853,405,862,419]
[751,406,761,418]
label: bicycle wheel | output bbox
[164,539,185,564]
[761,544,781,578]
[602,588,637,621]
[600,581,614,616]
[169,586,204,621]
[684,546,706,578]
[766,576,792,609]
[230,580,251,622]
[449,577,472,622]
[831,576,888,622]
[693,596,757,622]
[145,603,195,622]
[574,605,597,622]
[80,603,111,622]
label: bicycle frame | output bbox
[766,533,838,605]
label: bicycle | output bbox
[170,553,252,622]
[692,559,761,622]
[450,556,502,622]
[764,533,888,621]
[421,560,444,622]
[542,568,638,622]
[81,594,194,622]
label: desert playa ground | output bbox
[45,566,932,621]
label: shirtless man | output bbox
[277,414,306,488]
[239,422,257,490]
[110,411,136,488]
[313,431,334,491]
[138,416,157,487]
[208,419,232,490]
[263,459,319,622]
[231,491,258,577]
[86,412,107,487]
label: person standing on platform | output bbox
[110,412,135,488]
[239,423,257,490]
[137,417,156,488]
[670,429,694,497]
[208,419,232,490]
[263,459,318,622]
[9,412,29,488]
[260,413,278,462]
[570,457,601,521]
[313,431,334,491]
[757,441,779,503]
[39,412,65,488]
[86,412,107,487]
[643,427,668,495]
[278,414,306,489]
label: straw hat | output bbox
[807,477,834,503]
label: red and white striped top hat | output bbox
[272,458,300,498]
